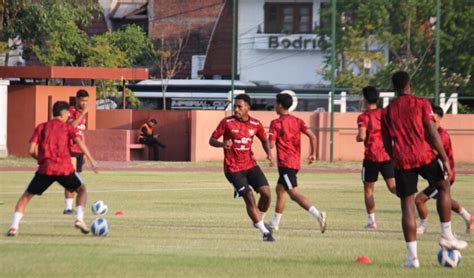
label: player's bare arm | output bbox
[260,137,274,167]
[28,142,38,160]
[356,126,366,142]
[209,137,232,149]
[303,129,317,164]
[68,104,89,128]
[424,120,452,179]
[75,138,98,173]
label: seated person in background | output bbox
[138,119,166,161]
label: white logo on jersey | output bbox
[249,120,260,126]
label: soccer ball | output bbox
[437,248,462,268]
[91,218,109,237]
[91,200,108,215]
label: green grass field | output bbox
[0,169,473,277]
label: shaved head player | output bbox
[209,94,275,242]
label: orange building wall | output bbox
[96,109,133,130]
[7,85,96,157]
[190,111,474,163]
[7,86,37,157]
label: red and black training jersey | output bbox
[69,105,87,153]
[382,95,436,170]
[357,109,391,162]
[269,114,308,170]
[439,127,455,183]
[30,119,80,176]
[212,115,267,173]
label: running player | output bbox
[356,86,396,229]
[6,101,97,236]
[209,94,275,242]
[64,89,89,214]
[416,105,474,234]
[382,71,467,268]
[267,93,327,233]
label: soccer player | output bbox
[416,105,473,234]
[64,89,89,214]
[209,94,275,242]
[6,101,97,236]
[382,71,467,268]
[267,93,327,233]
[356,86,396,229]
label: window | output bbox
[264,3,313,34]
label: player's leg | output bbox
[225,170,273,241]
[6,173,55,236]
[58,173,90,234]
[269,183,285,231]
[395,169,420,268]
[286,187,327,233]
[381,161,396,195]
[241,190,273,241]
[420,159,467,250]
[6,192,34,236]
[64,155,78,214]
[415,185,435,234]
[361,160,379,229]
[248,166,271,221]
[450,198,473,233]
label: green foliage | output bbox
[318,0,474,98]
[8,0,99,66]
[1,0,156,107]
[102,25,155,66]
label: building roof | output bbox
[0,66,149,80]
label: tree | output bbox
[318,0,474,100]
[84,27,155,107]
[157,36,187,110]
[6,0,99,66]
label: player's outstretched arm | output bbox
[303,129,317,164]
[74,138,98,173]
[28,142,38,160]
[424,120,452,178]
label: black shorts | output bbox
[361,160,395,182]
[225,166,269,197]
[395,159,446,198]
[70,152,84,173]
[422,180,454,199]
[26,172,83,195]
[277,167,298,190]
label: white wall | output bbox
[238,0,327,85]
[0,80,9,157]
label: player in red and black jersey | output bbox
[63,89,89,215]
[382,71,467,268]
[356,86,396,229]
[6,101,98,237]
[416,105,473,234]
[266,93,327,233]
[209,94,275,242]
